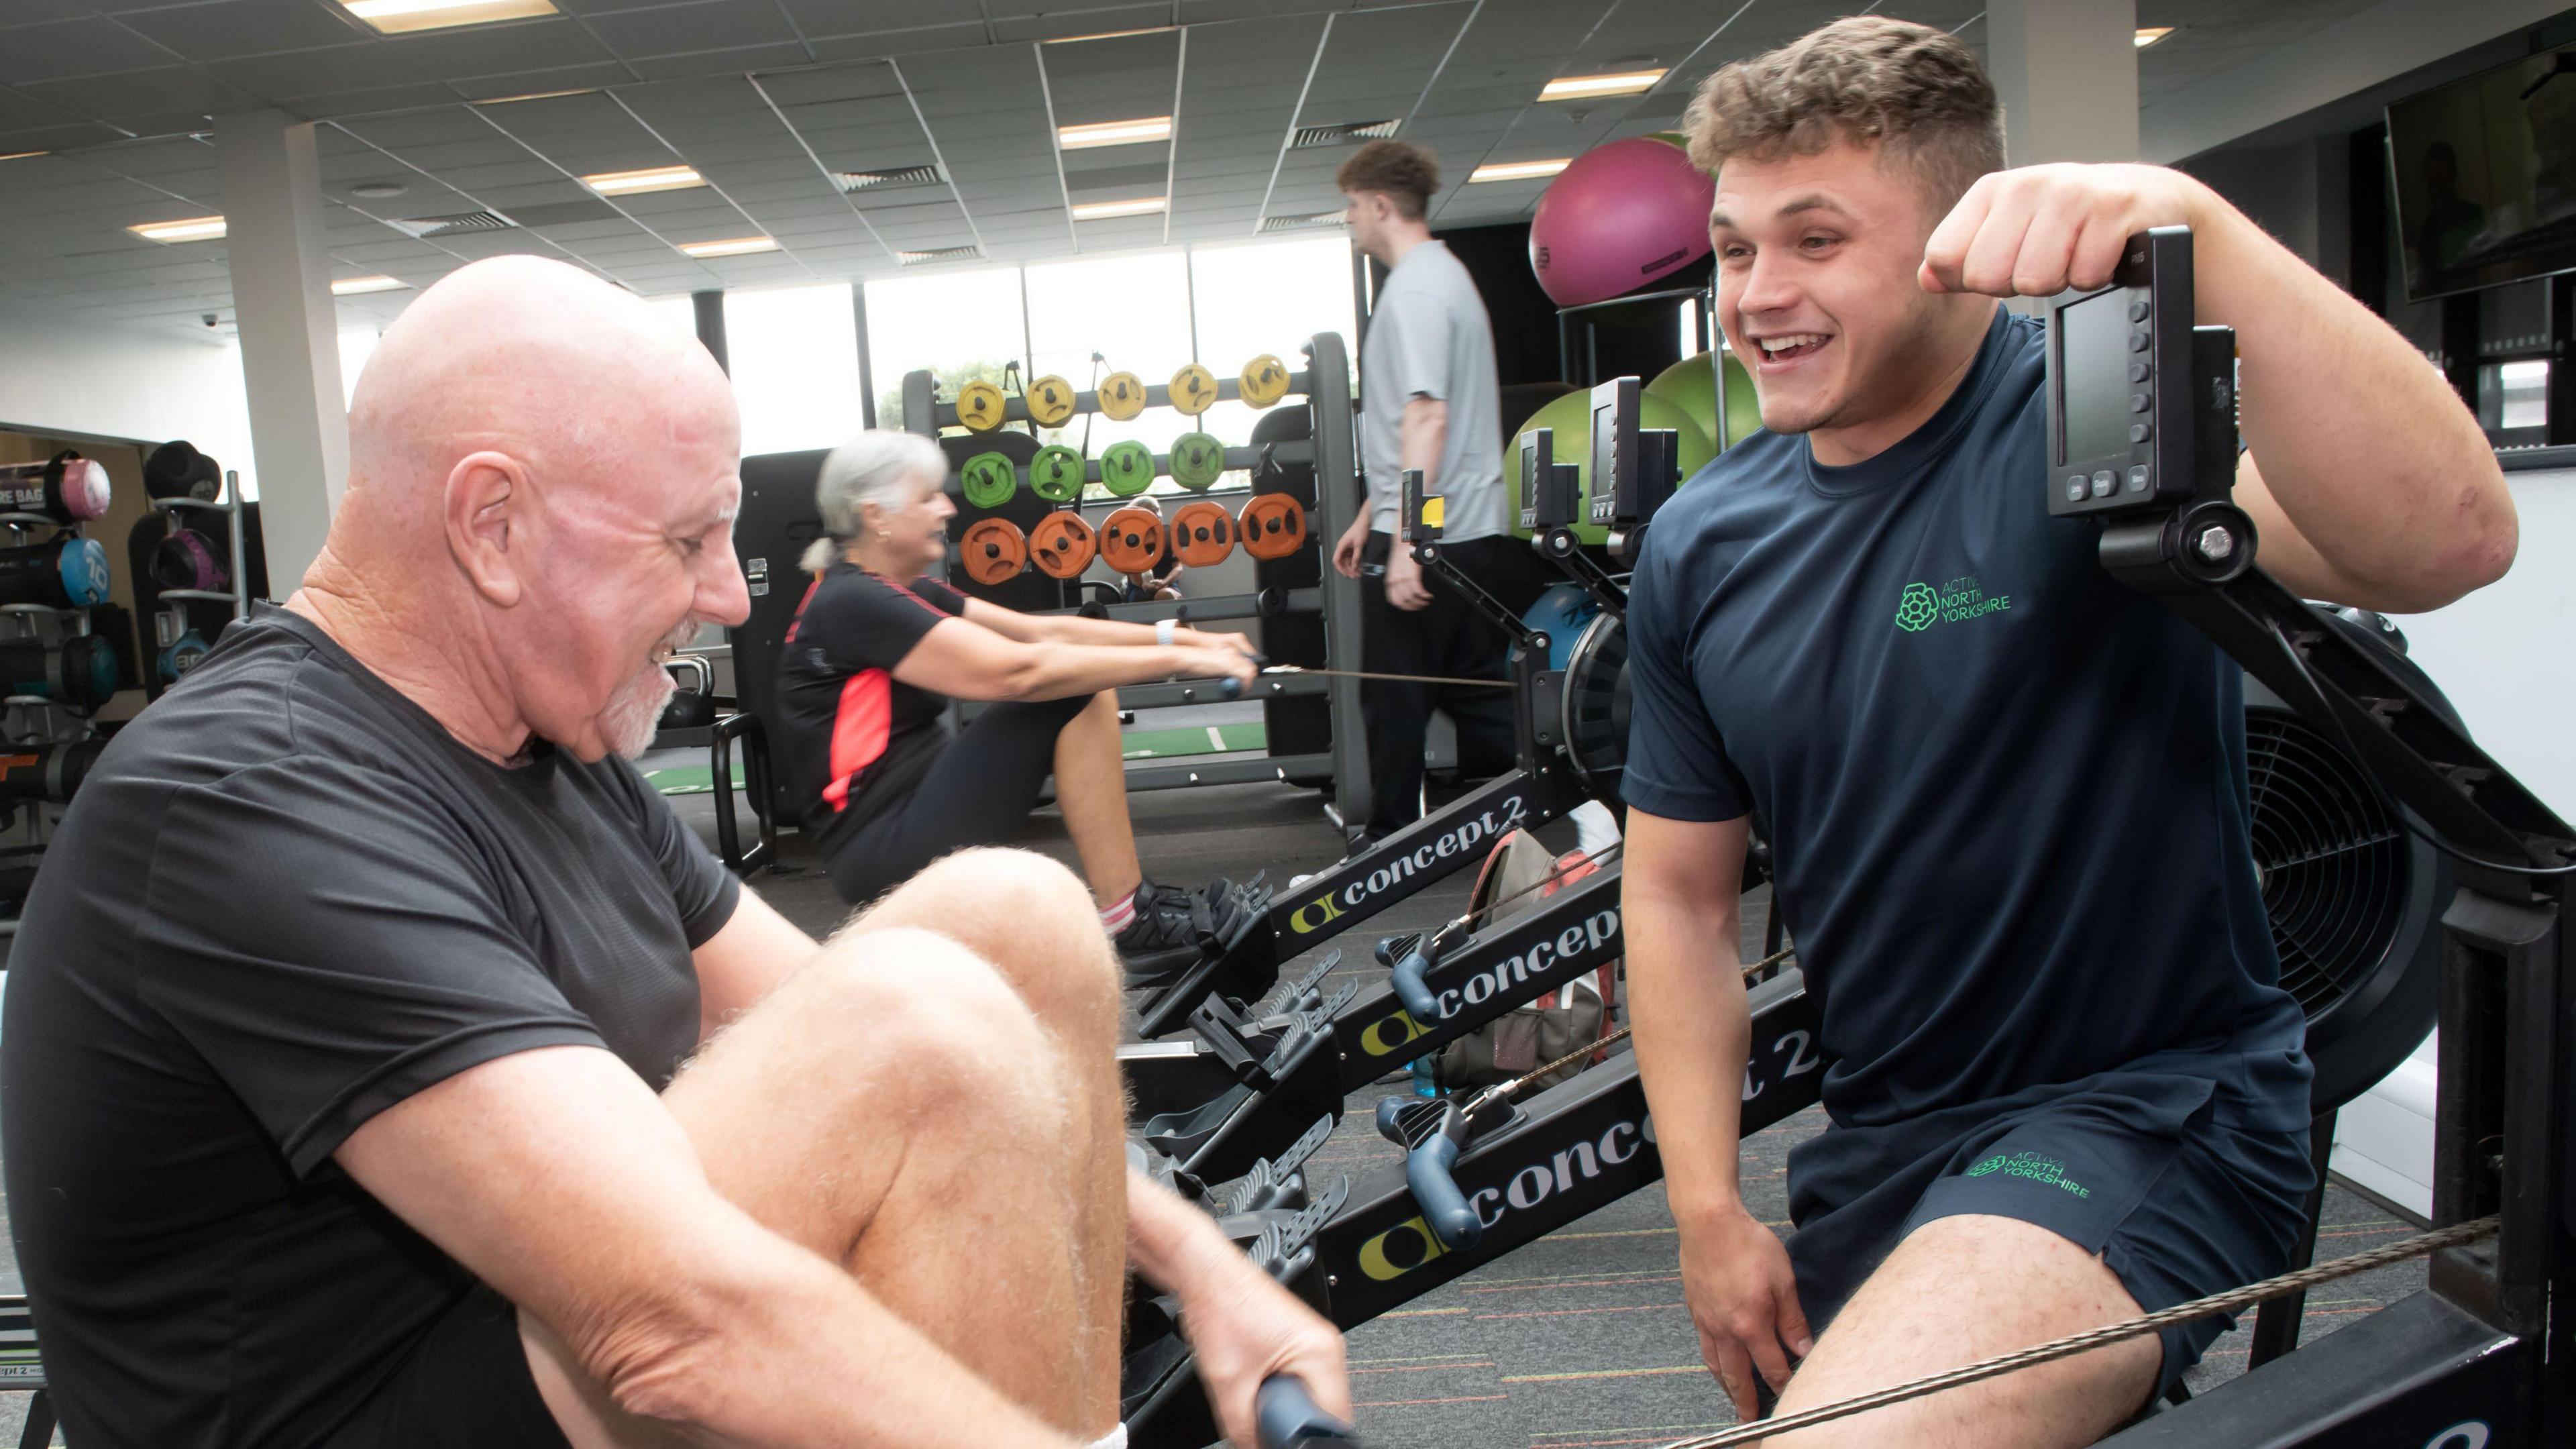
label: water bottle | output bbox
[1411,1054,1438,1097]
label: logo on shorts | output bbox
[1963,1150,2090,1198]
[1894,574,2012,633]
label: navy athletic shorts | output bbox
[318,1283,572,1448]
[1783,1041,2316,1399]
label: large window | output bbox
[727,284,864,458]
[862,267,1027,433]
[1187,237,1359,486]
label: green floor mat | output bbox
[645,763,745,796]
[1122,722,1267,760]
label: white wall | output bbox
[2396,465,2576,818]
[0,299,256,494]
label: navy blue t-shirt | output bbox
[1623,311,2308,1133]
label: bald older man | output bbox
[1,256,1342,1449]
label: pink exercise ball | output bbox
[1528,137,1716,310]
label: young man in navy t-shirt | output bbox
[1621,18,2517,1447]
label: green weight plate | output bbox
[1168,431,1226,490]
[960,451,1018,511]
[1028,445,1085,502]
[1099,440,1156,496]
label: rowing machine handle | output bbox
[1256,1376,1360,1448]
[1389,947,1439,1022]
[1404,1120,1483,1250]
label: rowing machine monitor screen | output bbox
[2045,225,2200,519]
[1587,377,1639,528]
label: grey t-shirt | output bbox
[1360,239,1505,541]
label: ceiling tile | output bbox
[0,17,182,85]
[14,64,262,123]
[386,18,614,80]
[117,0,372,63]
[203,42,437,97]
[586,0,798,59]
[628,42,810,79]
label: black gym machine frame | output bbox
[1152,227,2576,1449]
[1119,385,1681,1193]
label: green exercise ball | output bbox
[1646,350,1762,456]
[1509,386,1713,543]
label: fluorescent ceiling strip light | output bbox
[583,164,704,195]
[1069,196,1167,221]
[1538,69,1665,101]
[1045,25,1174,44]
[1059,116,1173,150]
[0,150,47,162]
[1468,158,1570,183]
[478,87,594,105]
[342,0,558,34]
[680,235,777,258]
[331,275,409,295]
[131,215,227,242]
[2135,27,2176,47]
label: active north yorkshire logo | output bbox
[1894,574,2012,633]
[1964,1150,2090,1198]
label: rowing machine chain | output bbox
[1652,1214,2501,1448]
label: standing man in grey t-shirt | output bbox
[1334,140,1548,845]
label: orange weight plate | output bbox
[1029,511,1097,579]
[959,517,1028,585]
[1168,500,1238,568]
[1097,505,1167,575]
[1236,492,1308,561]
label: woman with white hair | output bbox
[773,430,1258,980]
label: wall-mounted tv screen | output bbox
[2385,40,2576,301]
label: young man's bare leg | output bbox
[1049,689,1145,905]
[1760,1214,2161,1449]
[522,855,1126,1446]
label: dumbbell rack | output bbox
[900,333,1370,823]
[0,507,105,939]
[152,472,250,622]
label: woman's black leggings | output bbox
[819,694,1091,904]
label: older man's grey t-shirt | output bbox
[1360,239,1507,541]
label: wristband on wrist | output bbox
[1155,619,1177,647]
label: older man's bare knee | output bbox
[865,847,1118,1042]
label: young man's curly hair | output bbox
[1335,140,1441,221]
[1682,15,2003,219]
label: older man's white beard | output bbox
[602,618,702,759]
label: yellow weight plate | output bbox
[1026,374,1077,427]
[1097,371,1146,421]
[1169,363,1218,416]
[1239,354,1290,409]
[955,380,1006,432]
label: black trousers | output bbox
[818,694,1089,905]
[1358,531,1550,841]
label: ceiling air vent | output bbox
[1290,119,1398,148]
[835,164,942,192]
[1259,209,1347,233]
[898,246,981,265]
[388,210,516,239]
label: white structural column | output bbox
[1984,0,2141,168]
[215,109,347,596]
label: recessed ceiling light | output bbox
[1069,196,1166,221]
[0,150,47,162]
[2135,27,2176,48]
[341,0,558,35]
[680,235,777,258]
[582,164,704,196]
[131,215,227,243]
[1059,116,1172,150]
[350,180,408,199]
[1044,25,1174,44]
[331,275,409,295]
[1538,69,1665,101]
[1468,158,1570,184]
